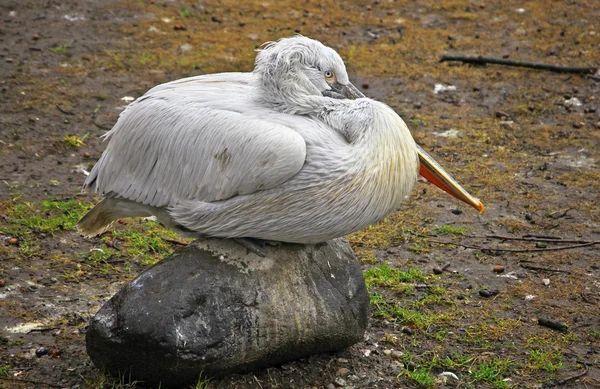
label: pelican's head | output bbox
[254,36,364,109]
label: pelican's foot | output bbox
[233,237,268,257]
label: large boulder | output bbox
[86,238,369,388]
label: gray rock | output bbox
[86,238,369,388]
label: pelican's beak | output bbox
[417,144,484,213]
[337,82,365,99]
[324,81,365,99]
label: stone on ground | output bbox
[86,238,369,388]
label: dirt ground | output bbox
[1,0,599,388]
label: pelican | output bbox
[77,36,483,252]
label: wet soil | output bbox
[1,0,599,388]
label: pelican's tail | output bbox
[76,197,152,237]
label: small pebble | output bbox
[334,377,347,387]
[361,82,369,89]
[538,317,568,332]
[173,24,186,31]
[493,265,505,273]
[401,327,413,335]
[211,15,222,23]
[8,237,19,245]
[479,289,499,298]
[82,152,90,158]
[33,33,40,40]
[383,349,392,356]
[336,367,350,376]
[451,208,462,215]
[432,267,443,275]
[495,111,511,119]
[36,347,48,357]
[327,384,336,389]
[0,279,5,287]
[391,350,404,360]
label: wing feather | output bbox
[85,78,306,207]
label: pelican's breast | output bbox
[351,100,419,213]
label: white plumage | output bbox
[78,36,482,244]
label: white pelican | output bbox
[77,36,483,252]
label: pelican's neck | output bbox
[317,98,419,211]
[253,71,324,114]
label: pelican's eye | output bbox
[324,71,336,82]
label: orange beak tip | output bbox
[476,200,485,213]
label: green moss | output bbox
[79,248,114,263]
[110,220,190,265]
[434,224,467,235]
[2,198,91,237]
[470,358,516,388]
[49,44,68,53]
[370,293,452,330]
[402,366,436,388]
[364,264,429,288]
[528,350,564,372]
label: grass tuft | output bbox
[49,44,68,53]
[434,224,467,235]
[63,133,88,148]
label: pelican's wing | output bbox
[84,77,306,207]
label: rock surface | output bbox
[86,238,369,388]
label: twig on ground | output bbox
[427,239,597,253]
[549,208,572,219]
[555,363,589,386]
[104,258,126,264]
[520,264,571,274]
[161,237,189,246]
[538,317,569,332]
[28,327,59,333]
[482,242,597,253]
[586,74,600,81]
[522,233,561,239]
[440,54,598,74]
[0,377,62,388]
[55,103,75,115]
[485,234,593,244]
